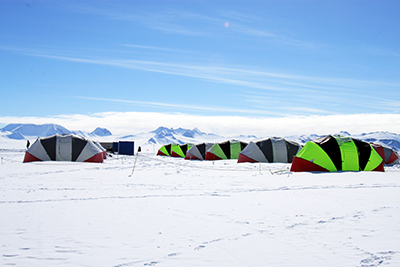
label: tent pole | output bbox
[129,146,141,177]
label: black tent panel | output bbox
[180,144,188,155]
[285,140,299,163]
[165,144,172,155]
[314,135,342,171]
[240,142,248,151]
[353,138,372,171]
[197,143,206,158]
[219,141,231,159]
[72,136,87,162]
[40,135,57,161]
[257,139,273,162]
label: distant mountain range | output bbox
[1,123,400,152]
[0,123,112,140]
[145,126,220,145]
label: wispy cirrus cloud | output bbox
[66,2,317,48]
[73,96,285,116]
[361,46,400,58]
[2,44,399,115]
[118,44,184,53]
[20,50,364,98]
[67,4,215,36]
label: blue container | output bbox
[112,142,119,153]
[118,141,135,155]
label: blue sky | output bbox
[1,0,400,134]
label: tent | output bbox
[23,134,104,163]
[185,143,214,160]
[156,143,179,156]
[94,140,107,159]
[371,143,399,165]
[238,137,302,163]
[171,143,193,158]
[205,140,248,160]
[290,135,384,172]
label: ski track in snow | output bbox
[1,150,400,266]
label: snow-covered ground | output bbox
[1,140,400,267]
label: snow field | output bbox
[1,148,400,266]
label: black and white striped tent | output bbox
[238,137,302,163]
[23,134,105,163]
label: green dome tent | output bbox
[290,135,384,172]
[205,140,248,160]
[171,143,193,158]
[156,143,179,156]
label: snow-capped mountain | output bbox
[89,127,112,137]
[352,131,400,152]
[0,123,112,139]
[144,126,221,145]
[1,123,71,139]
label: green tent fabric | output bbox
[171,143,193,158]
[205,140,248,160]
[156,143,179,156]
[291,135,384,172]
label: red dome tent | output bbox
[23,134,104,163]
[371,143,399,165]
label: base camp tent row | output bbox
[23,134,105,163]
[290,135,384,172]
[185,143,214,160]
[205,140,248,160]
[371,143,399,165]
[238,137,302,163]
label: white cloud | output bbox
[1,112,399,138]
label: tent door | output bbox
[272,138,287,163]
[56,135,72,161]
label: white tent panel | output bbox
[76,140,102,162]
[27,139,52,161]
[271,138,287,163]
[56,135,72,161]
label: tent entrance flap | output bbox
[272,138,287,163]
[57,135,72,161]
